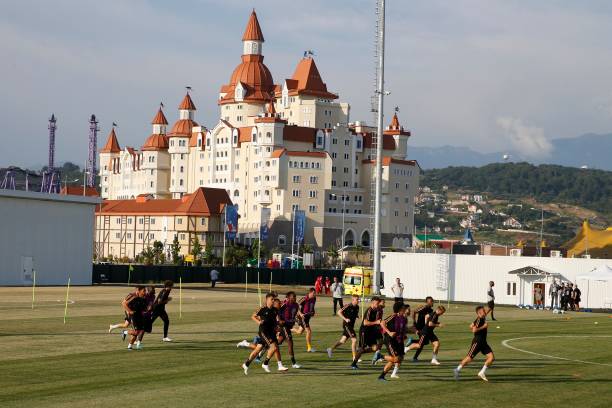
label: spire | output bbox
[100,128,121,153]
[178,93,196,111]
[389,112,400,129]
[151,107,168,125]
[267,100,276,115]
[242,9,264,42]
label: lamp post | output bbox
[330,192,347,269]
[530,207,545,257]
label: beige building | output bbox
[98,10,420,252]
[94,187,231,260]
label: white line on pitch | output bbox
[501,335,612,367]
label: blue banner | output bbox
[225,205,238,240]
[260,208,271,241]
[293,210,305,244]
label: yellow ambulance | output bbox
[343,266,373,296]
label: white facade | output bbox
[0,190,100,286]
[382,252,612,309]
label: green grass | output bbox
[1,285,611,407]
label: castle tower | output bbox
[168,93,198,198]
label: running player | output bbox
[327,294,360,360]
[135,285,156,348]
[351,297,382,369]
[278,291,301,368]
[122,286,147,350]
[108,287,140,336]
[295,288,317,352]
[371,298,387,364]
[378,302,408,381]
[151,280,173,342]
[454,305,495,382]
[241,293,289,374]
[407,296,434,361]
[406,305,446,365]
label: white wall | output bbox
[382,252,612,309]
[0,190,100,286]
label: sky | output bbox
[1,0,612,168]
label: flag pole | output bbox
[63,277,71,324]
[290,207,295,269]
[179,276,183,319]
[31,269,36,310]
[222,206,227,267]
[245,269,248,297]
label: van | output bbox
[343,266,373,296]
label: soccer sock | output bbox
[413,347,422,359]
[307,341,312,350]
[456,364,463,371]
[263,357,270,365]
[378,371,386,379]
[432,352,438,359]
[480,365,488,374]
[291,356,296,365]
[392,364,399,376]
[277,361,283,368]
[244,359,252,367]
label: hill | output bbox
[421,162,612,218]
[411,133,612,170]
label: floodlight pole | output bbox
[372,0,386,295]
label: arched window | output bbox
[278,235,287,245]
[344,230,355,247]
[361,230,370,247]
[233,189,240,197]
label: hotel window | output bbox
[309,205,317,213]
[150,233,155,239]
[139,218,144,225]
[177,218,183,225]
[201,217,206,225]
[507,282,517,296]
[332,153,337,158]
[344,140,350,146]
[331,180,337,187]
[309,191,317,198]
[344,153,349,160]
[292,204,299,211]
[292,190,300,197]
[138,233,143,239]
[127,233,132,239]
[180,234,186,240]
[293,175,300,183]
[309,176,318,184]
[128,218,132,224]
[151,218,155,224]
[115,232,120,239]
[343,167,349,173]
[237,115,243,122]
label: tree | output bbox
[140,246,155,265]
[152,240,164,264]
[202,238,215,265]
[326,244,339,267]
[191,235,203,264]
[170,235,182,265]
[250,238,269,261]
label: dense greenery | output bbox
[422,162,612,214]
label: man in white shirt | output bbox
[486,281,496,321]
[391,278,404,305]
[331,276,344,315]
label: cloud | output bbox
[496,117,552,158]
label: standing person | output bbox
[351,297,382,369]
[549,279,559,310]
[559,282,567,310]
[327,294,360,360]
[567,283,575,310]
[331,276,344,315]
[534,286,543,310]
[210,268,219,288]
[378,302,408,381]
[563,283,573,311]
[122,286,147,350]
[572,284,581,311]
[151,280,173,342]
[277,291,301,368]
[454,305,495,382]
[241,293,289,374]
[390,278,404,305]
[407,296,434,361]
[486,281,496,321]
[324,277,331,296]
[315,276,323,294]
[296,288,317,352]
[406,305,446,365]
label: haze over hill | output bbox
[411,133,612,170]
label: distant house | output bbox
[503,217,522,229]
[473,195,485,202]
[468,204,478,213]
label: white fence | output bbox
[381,252,611,309]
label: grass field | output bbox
[1,284,611,408]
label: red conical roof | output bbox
[390,113,400,129]
[267,100,276,115]
[179,93,196,111]
[142,134,169,151]
[100,128,121,153]
[277,57,338,100]
[151,108,168,125]
[242,10,264,42]
[383,112,411,137]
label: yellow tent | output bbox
[564,220,612,259]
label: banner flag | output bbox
[293,210,306,244]
[259,207,271,241]
[225,205,239,240]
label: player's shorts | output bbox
[487,301,495,310]
[258,327,278,346]
[417,331,438,348]
[342,324,356,339]
[131,314,146,331]
[143,315,153,333]
[124,312,132,324]
[385,336,405,358]
[297,314,312,329]
[359,327,379,348]
[280,322,294,340]
[467,340,493,358]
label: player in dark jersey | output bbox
[151,280,173,342]
[378,302,409,380]
[277,291,301,368]
[327,294,360,360]
[351,297,382,369]
[371,298,387,364]
[242,293,289,374]
[295,288,317,352]
[121,286,147,350]
[454,305,495,382]
[406,305,446,365]
[133,286,156,349]
[407,296,434,361]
